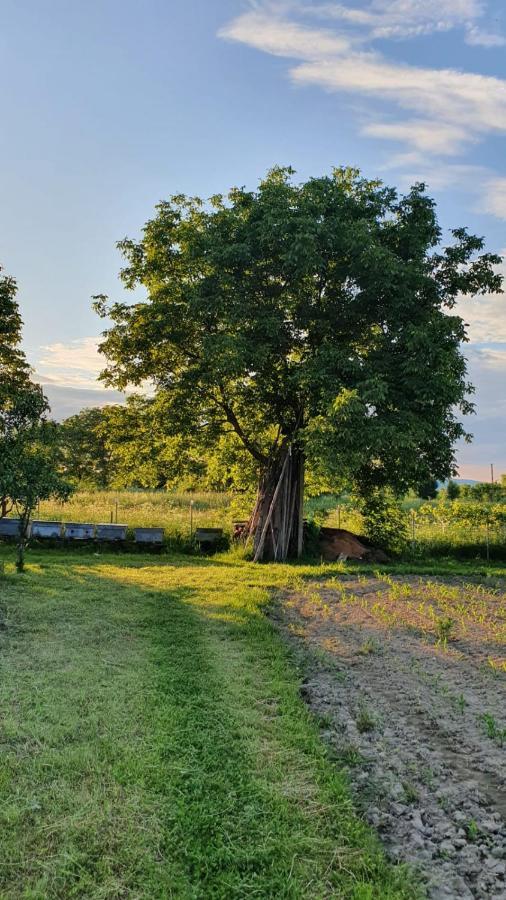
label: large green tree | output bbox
[94,167,502,560]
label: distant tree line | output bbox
[57,404,506,510]
[57,399,260,493]
[443,480,506,503]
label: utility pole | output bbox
[491,463,495,484]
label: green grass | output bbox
[0,548,417,899]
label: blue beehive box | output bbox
[0,518,22,537]
[134,527,164,544]
[96,524,128,541]
[31,520,62,539]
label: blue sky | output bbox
[1,0,505,479]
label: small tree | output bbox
[417,479,439,500]
[1,422,72,572]
[446,480,461,501]
[356,489,409,556]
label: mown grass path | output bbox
[0,550,417,898]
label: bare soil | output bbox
[274,574,506,899]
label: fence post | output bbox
[190,500,194,539]
[486,517,490,564]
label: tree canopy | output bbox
[94,167,502,558]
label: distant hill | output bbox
[438,479,480,487]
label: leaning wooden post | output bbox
[253,448,290,563]
[296,452,304,558]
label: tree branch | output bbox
[216,389,268,465]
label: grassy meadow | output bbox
[0,547,419,899]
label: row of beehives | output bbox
[0,519,164,544]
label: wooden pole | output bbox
[296,452,304,558]
[253,449,290,563]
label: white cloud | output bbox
[291,55,506,137]
[218,10,351,60]
[220,3,506,164]
[465,24,506,46]
[309,0,485,40]
[480,177,506,220]
[384,161,487,192]
[474,347,506,370]
[33,337,153,402]
[36,337,104,390]
[455,254,506,344]
[362,119,473,156]
[457,295,506,344]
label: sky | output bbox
[1,0,505,480]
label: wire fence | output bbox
[326,504,506,560]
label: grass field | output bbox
[0,547,419,899]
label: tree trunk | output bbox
[15,510,30,574]
[247,443,305,562]
[1,497,12,518]
[16,539,25,573]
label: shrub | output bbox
[357,489,409,556]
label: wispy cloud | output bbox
[36,336,103,390]
[290,50,506,139]
[465,24,506,46]
[220,10,351,59]
[220,2,506,190]
[362,119,474,157]
[480,177,506,220]
[33,337,152,407]
[307,0,485,41]
[455,253,506,344]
